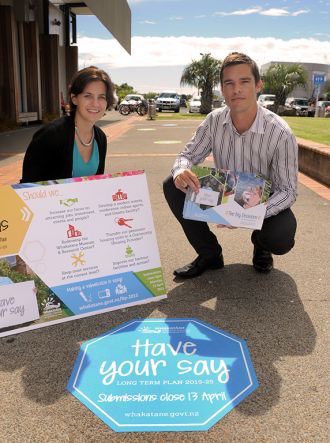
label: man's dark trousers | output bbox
[163,175,297,258]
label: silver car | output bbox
[285,98,309,116]
[156,91,180,113]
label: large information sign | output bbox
[312,72,326,86]
[0,172,166,337]
[67,318,259,432]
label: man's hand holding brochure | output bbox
[183,166,271,230]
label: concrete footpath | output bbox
[0,113,329,443]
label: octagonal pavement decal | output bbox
[67,318,258,432]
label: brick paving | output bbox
[0,116,329,443]
[0,115,140,186]
[0,118,329,201]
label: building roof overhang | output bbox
[50,0,131,54]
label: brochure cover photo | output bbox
[183,166,271,229]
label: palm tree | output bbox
[261,63,307,111]
[180,53,221,114]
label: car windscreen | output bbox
[125,96,141,101]
[294,99,308,106]
[159,93,177,98]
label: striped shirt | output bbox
[172,105,298,218]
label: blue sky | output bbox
[77,0,330,93]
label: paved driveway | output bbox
[0,115,329,442]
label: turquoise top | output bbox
[72,139,99,177]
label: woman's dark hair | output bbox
[220,52,261,85]
[68,66,114,111]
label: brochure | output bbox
[183,166,271,229]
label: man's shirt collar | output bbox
[222,104,265,135]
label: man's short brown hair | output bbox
[220,52,260,85]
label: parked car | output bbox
[156,91,180,112]
[315,100,330,117]
[119,94,145,107]
[316,100,330,109]
[257,94,276,109]
[285,97,308,116]
[188,96,201,113]
[118,94,147,116]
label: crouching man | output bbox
[163,52,297,279]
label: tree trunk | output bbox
[200,85,213,114]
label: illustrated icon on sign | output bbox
[115,217,133,228]
[67,224,82,238]
[115,284,127,295]
[20,207,32,222]
[98,288,111,299]
[41,296,61,312]
[60,198,78,207]
[125,245,134,257]
[79,291,92,302]
[112,189,128,201]
[71,252,85,266]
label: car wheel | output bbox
[119,105,130,116]
[175,108,180,113]
[137,104,147,116]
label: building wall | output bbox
[49,1,67,108]
[0,0,130,124]
[0,0,59,121]
[0,0,72,122]
[39,33,61,118]
[23,21,40,112]
[0,5,19,121]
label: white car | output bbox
[316,100,330,110]
[188,96,201,113]
[119,94,145,106]
[316,100,330,117]
[257,94,276,109]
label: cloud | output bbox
[169,16,184,21]
[291,9,310,17]
[78,35,330,70]
[214,8,262,16]
[214,7,311,17]
[260,8,290,16]
[140,20,156,25]
[77,35,330,93]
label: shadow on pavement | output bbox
[161,264,316,416]
[0,264,316,416]
[0,302,156,405]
